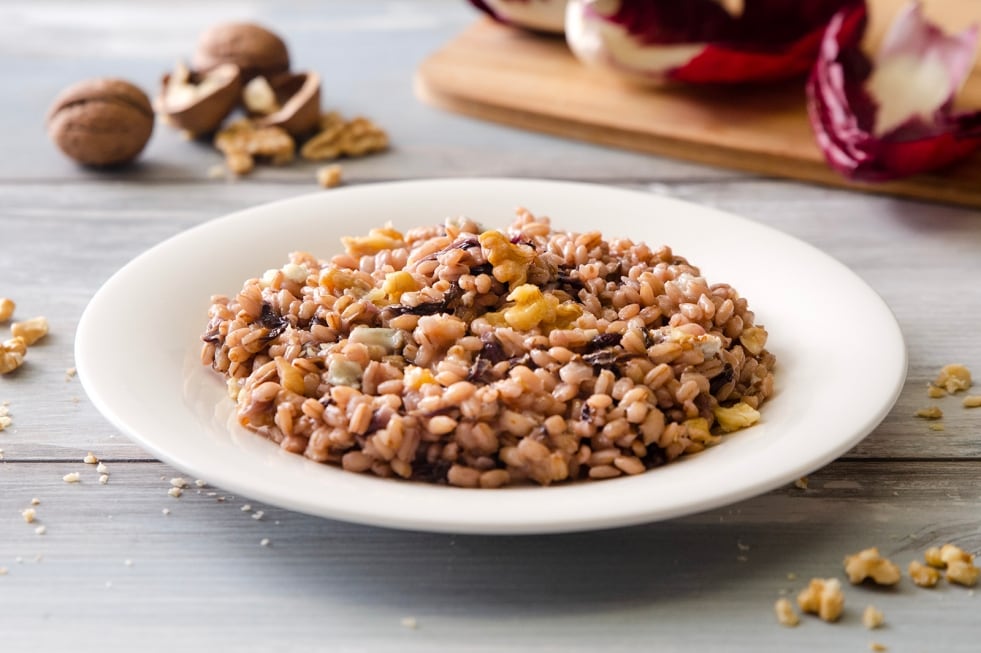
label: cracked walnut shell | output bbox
[157,62,242,136]
[249,72,321,137]
[193,22,289,82]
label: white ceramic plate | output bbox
[76,179,905,534]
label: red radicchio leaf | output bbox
[566,0,863,84]
[468,0,567,34]
[807,1,981,181]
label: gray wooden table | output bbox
[2,1,979,650]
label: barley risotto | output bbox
[201,209,775,487]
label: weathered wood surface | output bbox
[1,1,979,651]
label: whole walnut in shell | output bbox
[46,78,154,167]
[193,22,290,82]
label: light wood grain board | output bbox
[416,0,981,208]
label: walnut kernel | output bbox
[843,547,901,586]
[773,598,799,627]
[946,560,979,587]
[908,560,940,588]
[914,406,942,420]
[0,298,14,322]
[0,337,27,375]
[11,316,49,346]
[300,113,388,161]
[934,364,972,393]
[797,578,844,622]
[317,164,343,189]
[862,605,884,629]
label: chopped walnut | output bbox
[774,598,799,627]
[862,605,884,629]
[947,560,979,587]
[0,297,14,322]
[844,548,901,585]
[939,543,974,567]
[739,326,768,356]
[928,423,945,432]
[794,477,809,490]
[169,477,188,488]
[0,336,27,374]
[869,642,887,652]
[168,487,183,498]
[214,118,295,175]
[908,560,940,587]
[83,452,98,464]
[934,364,972,393]
[711,402,761,433]
[797,578,844,622]
[478,230,535,288]
[0,405,10,432]
[963,395,981,408]
[300,112,388,161]
[21,508,36,523]
[62,472,81,483]
[914,406,942,420]
[316,164,343,189]
[926,384,946,398]
[11,316,48,345]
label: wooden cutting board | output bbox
[415,0,981,208]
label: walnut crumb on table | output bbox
[316,164,343,188]
[21,507,36,523]
[862,605,884,629]
[62,472,81,483]
[794,477,808,490]
[168,487,183,498]
[11,316,49,346]
[797,578,844,622]
[963,395,981,408]
[773,598,799,627]
[83,452,98,464]
[869,642,888,652]
[0,297,14,322]
[169,477,188,488]
[933,364,972,394]
[97,462,109,474]
[843,548,901,585]
[0,337,27,375]
[908,560,940,588]
[914,406,943,420]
